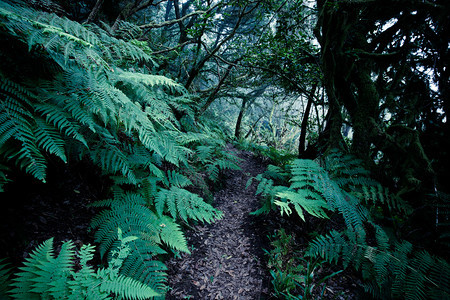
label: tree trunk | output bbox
[298,84,317,157]
[234,98,247,139]
[350,61,379,158]
[198,61,237,116]
[85,0,104,24]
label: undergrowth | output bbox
[0,229,158,299]
[265,228,342,299]
[250,149,450,299]
[0,1,239,298]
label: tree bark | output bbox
[298,84,317,157]
[198,59,241,116]
[85,0,104,24]
[234,98,248,139]
[111,0,155,33]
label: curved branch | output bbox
[150,39,196,55]
[140,3,220,29]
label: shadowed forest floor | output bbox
[166,147,272,299]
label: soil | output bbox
[166,147,272,299]
[0,146,364,299]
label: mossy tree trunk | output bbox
[316,1,380,161]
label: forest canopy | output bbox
[0,0,449,299]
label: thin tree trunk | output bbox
[198,60,239,115]
[245,114,264,139]
[184,5,247,89]
[85,0,104,24]
[234,98,248,139]
[298,84,317,157]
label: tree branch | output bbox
[198,58,242,115]
[184,4,249,89]
[140,3,220,29]
[85,0,104,24]
[150,39,196,55]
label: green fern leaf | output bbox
[158,215,190,253]
[10,238,55,298]
[100,274,159,299]
[156,187,223,223]
[34,103,88,147]
[34,118,67,162]
[276,190,329,220]
[0,259,12,296]
[165,170,192,188]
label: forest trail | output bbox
[166,146,271,299]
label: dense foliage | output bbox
[0,1,239,297]
[0,0,448,298]
[249,151,449,298]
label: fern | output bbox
[251,149,450,298]
[248,174,289,215]
[304,150,450,299]
[249,159,329,219]
[163,170,193,188]
[89,191,199,295]
[0,75,49,181]
[6,233,158,299]
[91,143,138,185]
[155,186,223,223]
[0,259,12,297]
[276,159,329,220]
[324,149,372,184]
[90,192,189,255]
[0,1,189,184]
[194,142,241,182]
[0,3,229,298]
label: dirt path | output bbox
[166,147,271,299]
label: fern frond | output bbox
[34,118,67,162]
[91,144,137,185]
[10,238,56,297]
[264,164,290,182]
[100,274,159,300]
[306,230,346,265]
[7,234,159,299]
[34,103,88,147]
[114,21,143,40]
[0,259,12,296]
[165,170,192,188]
[119,247,167,293]
[116,70,184,92]
[195,145,214,162]
[276,190,329,220]
[265,159,330,220]
[249,174,289,215]
[89,191,189,295]
[158,215,190,253]
[358,184,412,214]
[140,132,188,167]
[0,77,49,181]
[155,187,223,223]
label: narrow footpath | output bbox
[166,147,271,299]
